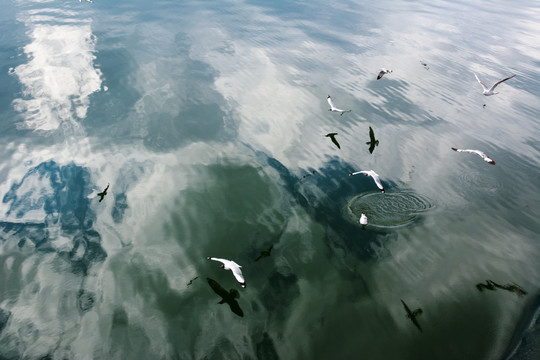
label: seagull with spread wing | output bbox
[207,257,246,288]
[350,170,385,192]
[327,95,351,115]
[377,68,392,80]
[451,147,496,165]
[474,73,515,96]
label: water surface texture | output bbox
[0,0,539,359]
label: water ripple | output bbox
[346,190,436,228]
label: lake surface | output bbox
[0,0,539,359]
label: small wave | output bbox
[346,190,435,228]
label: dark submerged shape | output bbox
[207,278,244,317]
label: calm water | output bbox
[0,0,539,359]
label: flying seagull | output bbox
[366,126,379,154]
[350,170,385,192]
[255,244,273,262]
[327,95,351,115]
[325,133,341,149]
[377,68,393,80]
[97,183,109,202]
[451,147,495,165]
[401,299,423,333]
[474,73,515,96]
[207,257,246,288]
[207,278,244,317]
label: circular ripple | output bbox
[346,190,436,228]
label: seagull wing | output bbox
[208,257,228,266]
[489,74,515,92]
[377,70,385,80]
[474,73,489,92]
[327,96,336,110]
[370,172,385,191]
[229,262,246,287]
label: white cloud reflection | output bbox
[11,9,102,131]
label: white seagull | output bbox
[377,68,393,80]
[327,95,351,115]
[451,147,496,165]
[350,170,385,192]
[359,213,368,225]
[474,73,515,96]
[207,257,246,288]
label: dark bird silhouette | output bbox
[97,183,109,202]
[255,245,273,262]
[186,276,199,287]
[476,280,527,297]
[401,299,423,332]
[366,126,379,154]
[207,278,244,317]
[325,133,341,149]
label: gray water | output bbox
[0,0,539,359]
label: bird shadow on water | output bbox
[207,277,244,317]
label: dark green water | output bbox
[0,0,539,359]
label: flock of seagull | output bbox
[194,68,519,324]
[86,24,519,323]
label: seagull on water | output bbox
[377,68,392,80]
[359,213,368,227]
[350,170,385,192]
[207,257,246,288]
[327,95,351,116]
[325,133,341,149]
[474,73,515,96]
[97,183,109,202]
[451,147,495,165]
[400,299,423,333]
[366,126,379,154]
